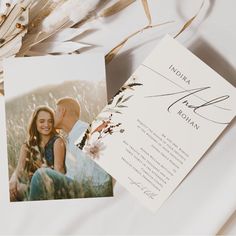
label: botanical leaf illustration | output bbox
[115,94,124,106]
[121,95,133,103]
[114,110,122,114]
[108,83,143,105]
[117,105,128,108]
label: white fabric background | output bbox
[0,0,236,235]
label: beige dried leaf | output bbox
[99,0,135,17]
[105,40,127,63]
[174,0,204,38]
[174,16,196,38]
[141,0,152,25]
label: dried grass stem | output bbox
[105,20,174,64]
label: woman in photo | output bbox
[9,106,66,201]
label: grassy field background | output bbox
[6,80,107,178]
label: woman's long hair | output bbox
[24,106,58,178]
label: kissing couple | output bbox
[9,97,113,201]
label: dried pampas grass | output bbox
[18,0,101,56]
[41,0,100,33]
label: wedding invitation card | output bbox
[76,35,236,211]
[3,54,113,202]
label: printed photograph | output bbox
[3,54,113,202]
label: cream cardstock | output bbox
[76,35,236,212]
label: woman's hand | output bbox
[9,174,19,201]
[9,144,30,201]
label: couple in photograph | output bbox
[9,97,113,201]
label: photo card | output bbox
[3,53,113,202]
